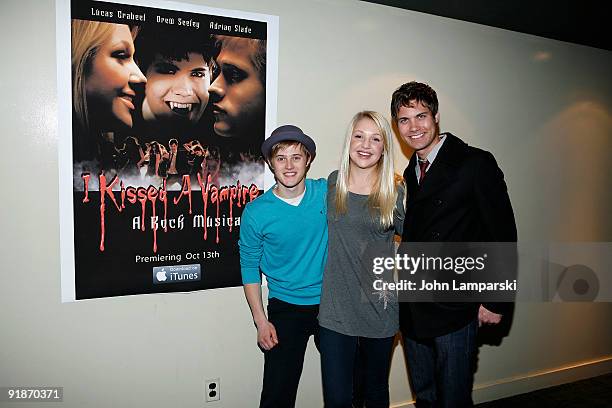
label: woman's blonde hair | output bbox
[335,111,399,228]
[71,20,116,131]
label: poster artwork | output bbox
[58,0,278,301]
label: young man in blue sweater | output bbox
[239,125,328,408]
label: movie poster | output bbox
[57,0,279,301]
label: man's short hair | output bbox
[267,141,311,164]
[169,139,178,146]
[391,81,439,121]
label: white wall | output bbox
[1,0,611,407]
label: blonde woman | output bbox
[71,20,146,162]
[319,111,405,408]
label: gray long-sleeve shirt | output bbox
[318,171,405,338]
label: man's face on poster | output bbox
[209,41,265,138]
[142,52,210,124]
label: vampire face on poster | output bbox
[58,0,278,300]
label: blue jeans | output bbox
[319,326,395,408]
[403,319,478,408]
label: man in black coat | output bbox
[391,82,517,407]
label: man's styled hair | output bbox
[169,139,178,147]
[136,27,217,73]
[214,36,267,84]
[391,81,439,121]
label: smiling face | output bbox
[209,40,265,138]
[349,117,385,171]
[270,143,309,193]
[84,24,146,130]
[142,52,210,124]
[396,100,440,159]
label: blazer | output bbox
[399,133,517,339]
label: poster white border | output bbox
[56,0,279,302]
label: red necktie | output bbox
[418,159,429,185]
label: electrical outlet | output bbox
[205,378,220,402]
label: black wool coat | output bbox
[399,133,517,339]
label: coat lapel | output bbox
[405,153,419,198]
[406,133,467,207]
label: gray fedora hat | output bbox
[261,125,316,160]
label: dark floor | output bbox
[475,373,612,408]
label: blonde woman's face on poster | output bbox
[85,24,146,129]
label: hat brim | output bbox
[261,130,316,161]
